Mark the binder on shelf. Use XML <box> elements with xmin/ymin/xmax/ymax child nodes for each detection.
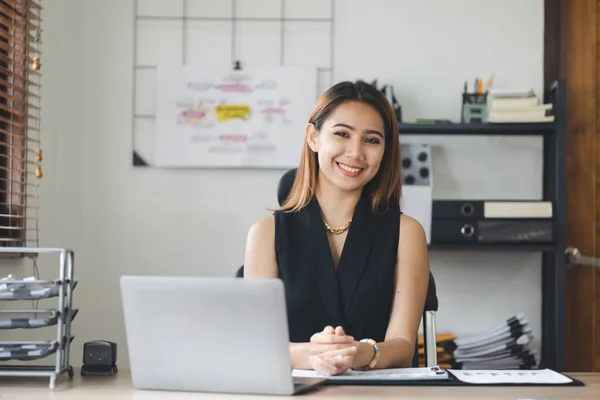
<box><xmin>432</xmin><ymin>200</ymin><xmax>553</xmax><ymax>220</ymax></box>
<box><xmin>431</xmin><ymin>220</ymin><xmax>554</xmax><ymax>244</ymax></box>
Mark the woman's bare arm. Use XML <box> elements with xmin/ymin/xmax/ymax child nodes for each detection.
<box><xmin>354</xmin><ymin>214</ymin><xmax>430</xmax><ymax>369</ymax></box>
<box><xmin>243</xmin><ymin>216</ymin><xmax>278</xmax><ymax>279</ymax></box>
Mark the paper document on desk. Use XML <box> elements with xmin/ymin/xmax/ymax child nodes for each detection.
<box><xmin>448</xmin><ymin>369</ymin><xmax>572</xmax><ymax>384</ymax></box>
<box><xmin>292</xmin><ymin>367</ymin><xmax>448</xmax><ymax>381</ymax></box>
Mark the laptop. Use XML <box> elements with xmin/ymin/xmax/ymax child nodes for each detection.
<box><xmin>120</xmin><ymin>275</ymin><xmax>327</xmax><ymax>395</ymax></box>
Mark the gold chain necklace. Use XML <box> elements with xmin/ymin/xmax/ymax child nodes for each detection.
<box><xmin>323</xmin><ymin>219</ymin><xmax>352</xmax><ymax>234</ymax></box>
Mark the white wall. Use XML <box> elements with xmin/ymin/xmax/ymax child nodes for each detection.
<box><xmin>0</xmin><ymin>0</ymin><xmax>545</xmax><ymax>368</ymax></box>
<box><xmin>0</xmin><ymin>0</ymin><xmax>84</xmax><ymax>366</ymax></box>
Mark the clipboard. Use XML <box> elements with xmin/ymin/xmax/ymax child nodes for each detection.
<box><xmin>292</xmin><ymin>366</ymin><xmax>450</xmax><ymax>385</ymax></box>
<box><xmin>291</xmin><ymin>367</ymin><xmax>585</xmax><ymax>387</ymax></box>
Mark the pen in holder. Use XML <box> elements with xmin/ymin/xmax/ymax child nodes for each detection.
<box><xmin>461</xmin><ymin>92</ymin><xmax>488</xmax><ymax>124</ymax></box>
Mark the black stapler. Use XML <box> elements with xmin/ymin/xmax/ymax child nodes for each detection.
<box><xmin>81</xmin><ymin>340</ymin><xmax>118</xmax><ymax>376</ymax></box>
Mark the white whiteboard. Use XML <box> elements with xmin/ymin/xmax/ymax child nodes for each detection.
<box><xmin>131</xmin><ymin>0</ymin><xmax>334</xmax><ymax>167</ymax></box>
<box><xmin>153</xmin><ymin>65</ymin><xmax>317</xmax><ymax>168</ymax></box>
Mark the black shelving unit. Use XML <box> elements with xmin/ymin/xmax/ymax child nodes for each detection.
<box><xmin>400</xmin><ymin>80</ymin><xmax>566</xmax><ymax>372</ymax></box>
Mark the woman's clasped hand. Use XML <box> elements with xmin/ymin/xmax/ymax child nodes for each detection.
<box><xmin>308</xmin><ymin>325</ymin><xmax>360</xmax><ymax>376</ymax></box>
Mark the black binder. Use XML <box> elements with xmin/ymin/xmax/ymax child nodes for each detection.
<box><xmin>432</xmin><ymin>200</ymin><xmax>553</xmax><ymax>220</ymax></box>
<box><xmin>431</xmin><ymin>220</ymin><xmax>554</xmax><ymax>244</ymax></box>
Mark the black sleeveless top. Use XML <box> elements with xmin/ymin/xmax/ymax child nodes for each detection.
<box><xmin>274</xmin><ymin>192</ymin><xmax>400</xmax><ymax>343</ymax></box>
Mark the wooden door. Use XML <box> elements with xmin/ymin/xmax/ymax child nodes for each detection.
<box><xmin>545</xmin><ymin>0</ymin><xmax>600</xmax><ymax>372</ymax></box>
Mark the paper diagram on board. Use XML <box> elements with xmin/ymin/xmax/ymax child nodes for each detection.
<box><xmin>153</xmin><ymin>65</ymin><xmax>317</xmax><ymax>168</ymax></box>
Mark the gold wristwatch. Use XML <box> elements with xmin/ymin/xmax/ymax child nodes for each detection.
<box><xmin>356</xmin><ymin>338</ymin><xmax>380</xmax><ymax>371</ymax></box>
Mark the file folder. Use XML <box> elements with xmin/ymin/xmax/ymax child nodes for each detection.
<box><xmin>290</xmin><ymin>367</ymin><xmax>584</xmax><ymax>387</ymax></box>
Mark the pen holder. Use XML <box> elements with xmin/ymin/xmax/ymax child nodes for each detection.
<box><xmin>461</xmin><ymin>92</ymin><xmax>488</xmax><ymax>124</ymax></box>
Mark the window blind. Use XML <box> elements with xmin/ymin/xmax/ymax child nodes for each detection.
<box><xmin>0</xmin><ymin>0</ymin><xmax>42</xmax><ymax>252</ymax></box>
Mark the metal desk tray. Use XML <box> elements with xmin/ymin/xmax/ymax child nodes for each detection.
<box><xmin>0</xmin><ymin>279</ymin><xmax>77</xmax><ymax>301</ymax></box>
<box><xmin>0</xmin><ymin>309</ymin><xmax>79</xmax><ymax>329</ymax></box>
<box><xmin>0</xmin><ymin>341</ymin><xmax>59</xmax><ymax>361</ymax></box>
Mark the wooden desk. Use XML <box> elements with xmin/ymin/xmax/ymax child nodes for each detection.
<box><xmin>0</xmin><ymin>370</ymin><xmax>599</xmax><ymax>399</ymax></box>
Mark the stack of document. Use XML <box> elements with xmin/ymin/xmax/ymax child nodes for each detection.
<box><xmin>451</xmin><ymin>314</ymin><xmax>539</xmax><ymax>370</ymax></box>
<box><xmin>487</xmin><ymin>89</ymin><xmax>554</xmax><ymax>123</ymax></box>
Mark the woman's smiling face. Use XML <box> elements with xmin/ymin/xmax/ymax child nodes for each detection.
<box><xmin>306</xmin><ymin>100</ymin><xmax>386</xmax><ymax>193</ymax></box>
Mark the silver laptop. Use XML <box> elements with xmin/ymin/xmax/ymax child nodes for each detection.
<box><xmin>120</xmin><ymin>275</ymin><xmax>326</xmax><ymax>395</ymax></box>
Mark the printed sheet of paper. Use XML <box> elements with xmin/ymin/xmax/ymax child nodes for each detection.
<box><xmin>448</xmin><ymin>368</ymin><xmax>573</xmax><ymax>384</ymax></box>
<box><xmin>292</xmin><ymin>367</ymin><xmax>449</xmax><ymax>381</ymax></box>
<box><xmin>154</xmin><ymin>65</ymin><xmax>317</xmax><ymax>168</ymax></box>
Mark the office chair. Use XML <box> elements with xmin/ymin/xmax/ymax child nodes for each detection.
<box><xmin>237</xmin><ymin>168</ymin><xmax>439</xmax><ymax>368</ymax></box>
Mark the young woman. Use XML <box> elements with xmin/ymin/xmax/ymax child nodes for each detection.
<box><xmin>243</xmin><ymin>80</ymin><xmax>429</xmax><ymax>376</ymax></box>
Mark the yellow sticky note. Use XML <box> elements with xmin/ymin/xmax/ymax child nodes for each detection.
<box><xmin>214</xmin><ymin>104</ymin><xmax>252</xmax><ymax>122</ymax></box>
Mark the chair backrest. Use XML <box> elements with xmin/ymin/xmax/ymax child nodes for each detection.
<box><xmin>277</xmin><ymin>168</ymin><xmax>297</xmax><ymax>206</ymax></box>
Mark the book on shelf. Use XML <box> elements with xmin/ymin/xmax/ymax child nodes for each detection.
<box><xmin>487</xmin><ymin>89</ymin><xmax>555</xmax><ymax>123</ymax></box>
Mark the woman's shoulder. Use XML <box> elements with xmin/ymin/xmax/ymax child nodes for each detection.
<box><xmin>245</xmin><ymin>216</ymin><xmax>276</xmax><ymax>256</ymax></box>
<box><xmin>398</xmin><ymin>214</ymin><xmax>428</xmax><ymax>255</ymax></box>
<box><xmin>247</xmin><ymin>215</ymin><xmax>275</xmax><ymax>240</ymax></box>
<box><xmin>399</xmin><ymin>213</ymin><xmax>423</xmax><ymax>228</ymax></box>
<box><xmin>399</xmin><ymin>214</ymin><xmax>426</xmax><ymax>237</ymax></box>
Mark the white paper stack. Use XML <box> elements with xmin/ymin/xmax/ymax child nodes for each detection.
<box><xmin>451</xmin><ymin>314</ymin><xmax>540</xmax><ymax>370</ymax></box>
<box><xmin>487</xmin><ymin>89</ymin><xmax>554</xmax><ymax>123</ymax></box>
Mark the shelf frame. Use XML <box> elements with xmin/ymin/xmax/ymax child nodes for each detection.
<box><xmin>399</xmin><ymin>122</ymin><xmax>556</xmax><ymax>135</ymax></box>
<box><xmin>405</xmin><ymin>80</ymin><xmax>566</xmax><ymax>372</ymax></box>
